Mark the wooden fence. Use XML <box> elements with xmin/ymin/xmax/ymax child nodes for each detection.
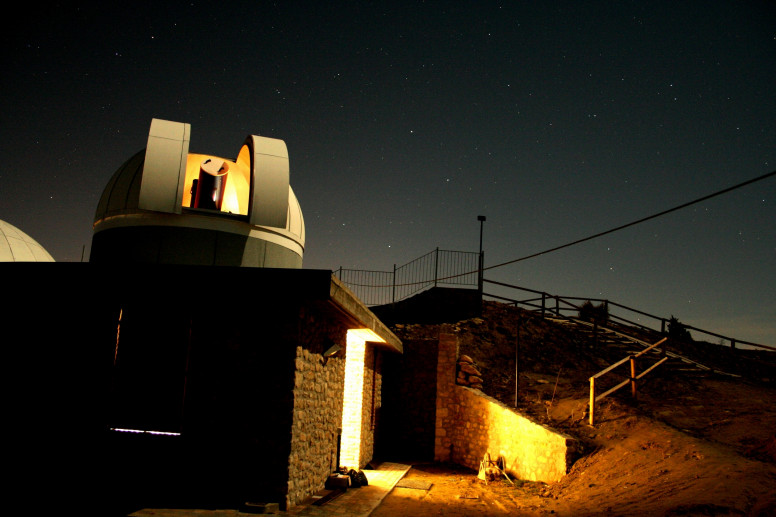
<box><xmin>588</xmin><ymin>337</ymin><xmax>668</xmax><ymax>425</ymax></box>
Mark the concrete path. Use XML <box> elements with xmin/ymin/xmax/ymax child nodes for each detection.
<box><xmin>130</xmin><ymin>462</ymin><xmax>411</xmax><ymax>517</ymax></box>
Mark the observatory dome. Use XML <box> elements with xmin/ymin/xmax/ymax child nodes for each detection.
<box><xmin>0</xmin><ymin>220</ymin><xmax>55</xmax><ymax>262</ymax></box>
<box><xmin>91</xmin><ymin>119</ymin><xmax>305</xmax><ymax>268</ymax></box>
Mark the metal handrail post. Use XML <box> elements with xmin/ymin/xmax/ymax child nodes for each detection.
<box><xmin>477</xmin><ymin>215</ymin><xmax>486</xmax><ymax>313</ymax></box>
<box><xmin>478</xmin><ymin>251</ymin><xmax>484</xmax><ymax>293</ymax></box>
<box><xmin>392</xmin><ymin>264</ymin><xmax>397</xmax><ymax>306</ymax></box>
<box><xmin>434</xmin><ymin>247</ymin><xmax>439</xmax><ymax>287</ymax></box>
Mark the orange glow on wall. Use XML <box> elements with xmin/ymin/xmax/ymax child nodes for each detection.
<box><xmin>340</xmin><ymin>333</ymin><xmax>365</xmax><ymax>470</ymax></box>
<box><xmin>182</xmin><ymin>153</ymin><xmax>250</xmax><ymax>215</ymax></box>
<box><xmin>340</xmin><ymin>328</ymin><xmax>386</xmax><ymax>470</ymax></box>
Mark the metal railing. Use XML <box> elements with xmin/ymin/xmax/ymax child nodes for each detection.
<box><xmin>482</xmin><ymin>279</ymin><xmax>775</xmax><ymax>352</ymax></box>
<box><xmin>332</xmin><ymin>257</ymin><xmax>773</xmax><ymax>351</ymax></box>
<box><xmin>334</xmin><ymin>248</ymin><xmax>481</xmax><ymax>306</ymax></box>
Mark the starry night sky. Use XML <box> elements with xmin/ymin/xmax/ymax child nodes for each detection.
<box><xmin>2</xmin><ymin>1</ymin><xmax>774</xmax><ymax>345</ymax></box>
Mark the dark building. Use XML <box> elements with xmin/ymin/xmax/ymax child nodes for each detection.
<box><xmin>3</xmin><ymin>119</ymin><xmax>401</xmax><ymax>514</ymax></box>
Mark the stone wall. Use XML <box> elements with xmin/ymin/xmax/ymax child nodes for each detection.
<box><xmin>286</xmin><ymin>328</ymin><xmax>386</xmax><ymax>508</ymax></box>
<box><xmin>286</xmin><ymin>309</ymin><xmax>350</xmax><ymax>509</ymax></box>
<box><xmin>451</xmin><ymin>387</ymin><xmax>576</xmax><ymax>483</ymax></box>
<box><xmin>436</xmin><ymin>332</ymin><xmax>576</xmax><ymax>483</ymax></box>
<box><xmin>287</xmin><ymin>346</ymin><xmax>345</xmax><ymax>509</ymax></box>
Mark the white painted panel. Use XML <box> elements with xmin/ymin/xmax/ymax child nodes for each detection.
<box><xmin>246</xmin><ymin>135</ymin><xmax>289</xmax><ymax>228</ymax></box>
<box><xmin>139</xmin><ymin>119</ymin><xmax>191</xmax><ymax>214</ymax></box>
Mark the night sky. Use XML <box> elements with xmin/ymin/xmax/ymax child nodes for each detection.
<box><xmin>2</xmin><ymin>1</ymin><xmax>774</xmax><ymax>345</ymax></box>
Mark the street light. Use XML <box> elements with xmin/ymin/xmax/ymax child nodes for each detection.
<box><xmin>477</xmin><ymin>215</ymin><xmax>486</xmax><ymax>255</ymax></box>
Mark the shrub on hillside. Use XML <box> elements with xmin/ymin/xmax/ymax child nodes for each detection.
<box><xmin>578</xmin><ymin>301</ymin><xmax>609</xmax><ymax>324</ymax></box>
<box><xmin>667</xmin><ymin>315</ymin><xmax>693</xmax><ymax>343</ymax></box>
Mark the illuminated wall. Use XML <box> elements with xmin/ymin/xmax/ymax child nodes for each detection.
<box><xmin>340</xmin><ymin>333</ymin><xmax>366</xmax><ymax>469</ymax></box>
<box><xmin>433</xmin><ymin>331</ymin><xmax>577</xmax><ymax>483</ymax></box>
<box><xmin>451</xmin><ymin>387</ymin><xmax>576</xmax><ymax>482</ymax></box>
<box><xmin>339</xmin><ymin>329</ymin><xmax>385</xmax><ymax>470</ymax></box>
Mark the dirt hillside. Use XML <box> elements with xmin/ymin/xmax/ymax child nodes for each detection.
<box><xmin>386</xmin><ymin>301</ymin><xmax>776</xmax><ymax>516</ymax></box>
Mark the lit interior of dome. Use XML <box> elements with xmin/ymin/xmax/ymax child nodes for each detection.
<box><xmin>182</xmin><ymin>147</ymin><xmax>252</xmax><ymax>215</ymax></box>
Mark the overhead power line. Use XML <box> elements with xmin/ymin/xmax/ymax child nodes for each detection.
<box><xmin>336</xmin><ymin>169</ymin><xmax>775</xmax><ymax>289</ymax></box>
<box><xmin>483</xmin><ymin>169</ymin><xmax>776</xmax><ymax>273</ymax></box>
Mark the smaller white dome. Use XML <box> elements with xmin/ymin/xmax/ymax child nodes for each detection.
<box><xmin>0</xmin><ymin>220</ymin><xmax>55</xmax><ymax>262</ymax></box>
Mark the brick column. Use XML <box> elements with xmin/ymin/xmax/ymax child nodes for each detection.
<box><xmin>434</xmin><ymin>331</ymin><xmax>458</xmax><ymax>461</ymax></box>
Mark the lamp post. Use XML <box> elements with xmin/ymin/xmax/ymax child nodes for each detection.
<box><xmin>477</xmin><ymin>215</ymin><xmax>486</xmax><ymax>312</ymax></box>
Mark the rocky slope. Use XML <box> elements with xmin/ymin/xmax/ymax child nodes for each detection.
<box><xmin>388</xmin><ymin>300</ymin><xmax>776</xmax><ymax>516</ymax></box>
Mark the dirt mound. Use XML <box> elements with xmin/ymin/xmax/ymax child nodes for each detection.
<box><xmin>388</xmin><ymin>301</ymin><xmax>776</xmax><ymax>516</ymax></box>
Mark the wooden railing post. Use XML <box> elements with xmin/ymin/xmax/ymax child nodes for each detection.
<box><xmin>589</xmin><ymin>377</ymin><xmax>596</xmax><ymax>426</ymax></box>
<box><xmin>630</xmin><ymin>356</ymin><xmax>637</xmax><ymax>398</ymax></box>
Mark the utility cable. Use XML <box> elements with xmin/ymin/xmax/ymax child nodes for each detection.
<box><xmin>482</xmin><ymin>169</ymin><xmax>776</xmax><ymax>273</ymax></box>
<box><xmin>335</xmin><ymin>169</ymin><xmax>775</xmax><ymax>287</ymax></box>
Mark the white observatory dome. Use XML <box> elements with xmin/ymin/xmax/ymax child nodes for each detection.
<box><xmin>91</xmin><ymin>119</ymin><xmax>305</xmax><ymax>268</ymax></box>
<box><xmin>0</xmin><ymin>220</ymin><xmax>55</xmax><ymax>262</ymax></box>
